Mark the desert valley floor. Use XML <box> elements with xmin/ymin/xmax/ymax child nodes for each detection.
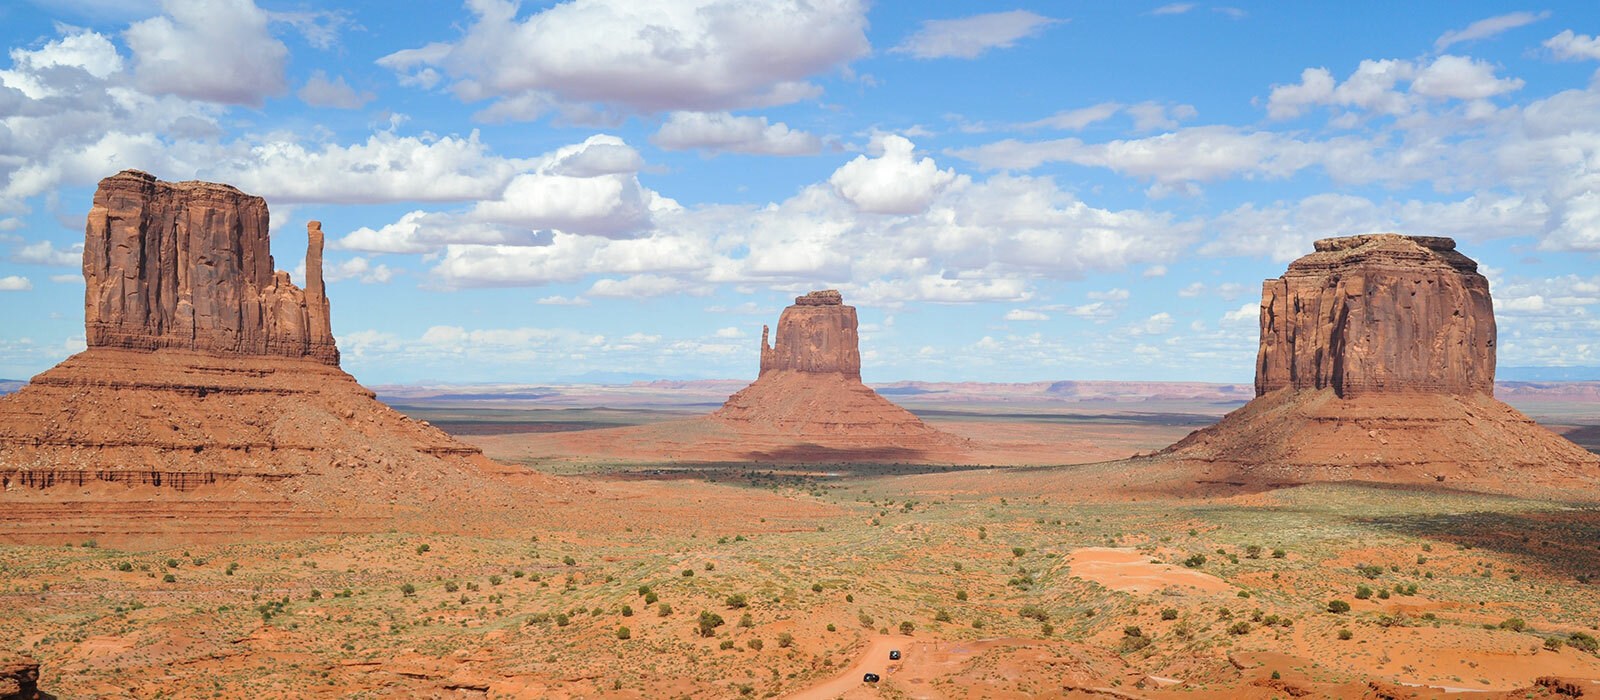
<box><xmin>4</xmin><ymin>381</ymin><xmax>1599</xmax><ymax>699</ymax></box>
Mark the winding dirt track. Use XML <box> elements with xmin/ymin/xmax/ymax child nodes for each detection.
<box><xmin>786</xmin><ymin>634</ymin><xmax>901</xmax><ymax>700</ymax></box>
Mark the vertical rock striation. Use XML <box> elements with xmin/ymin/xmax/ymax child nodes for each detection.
<box><xmin>83</xmin><ymin>170</ymin><xmax>338</xmax><ymax>365</ymax></box>
<box><xmin>1148</xmin><ymin>233</ymin><xmax>1600</xmax><ymax>496</ymax></box>
<box><xmin>1255</xmin><ymin>234</ymin><xmax>1494</xmax><ymax>397</ymax></box>
<box><xmin>759</xmin><ymin>290</ymin><xmax>861</xmax><ymax>379</ymax></box>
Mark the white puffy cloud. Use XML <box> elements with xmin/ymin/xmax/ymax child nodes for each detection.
<box><xmin>588</xmin><ymin>274</ymin><xmax>705</xmax><ymax>298</ymax></box>
<box><xmin>11</xmin><ymin>240</ymin><xmax>82</xmax><ymax>266</ymax></box>
<box><xmin>1410</xmin><ymin>55</ymin><xmax>1523</xmax><ymax>100</ymax></box>
<box><xmin>1019</xmin><ymin>102</ymin><xmax>1122</xmax><ymax>131</ymax></box>
<box><xmin>1221</xmin><ymin>303</ymin><xmax>1257</xmax><ymax>323</ymax></box>
<box><xmin>463</xmin><ymin>135</ymin><xmax>664</xmax><ymax>237</ymax></box>
<box><xmin>1004</xmin><ymin>309</ymin><xmax>1049</xmax><ymax>321</ymax></box>
<box><xmin>1126</xmin><ymin>312</ymin><xmax>1174</xmax><ymax>335</ymax></box>
<box><xmin>1265</xmin><ymin>55</ymin><xmax>1520</xmax><ymax>120</ymax></box>
<box><xmin>652</xmin><ymin>111</ymin><xmax>821</xmax><ymax>156</ymax></box>
<box><xmin>1434</xmin><ymin>11</ymin><xmax>1548</xmax><ymax>52</ymax></box>
<box><xmin>951</xmin><ymin>126</ymin><xmax>1317</xmax><ymax>184</ymax></box>
<box><xmin>215</xmin><ymin>130</ymin><xmax>530</xmax><ymax>204</ymax></box>
<box><xmin>829</xmin><ymin>135</ymin><xmax>957</xmax><ymax>214</ymax></box>
<box><xmin>297</xmin><ymin>70</ymin><xmax>374</xmax><ymax>109</ymax></box>
<box><xmin>324</xmin><ymin>256</ymin><xmax>394</xmax><ymax>284</ymax></box>
<box><xmin>0</xmin><ymin>275</ymin><xmax>33</xmax><ymax>291</ymax></box>
<box><xmin>125</xmin><ymin>0</ymin><xmax>288</xmax><ymax>107</ymax></box>
<box><xmin>1545</xmin><ymin>30</ymin><xmax>1600</xmax><ymax>61</ymax></box>
<box><xmin>380</xmin><ymin>0</ymin><xmax>869</xmax><ymax>115</ymax></box>
<box><xmin>891</xmin><ymin>10</ymin><xmax>1061</xmax><ymax>59</ymax></box>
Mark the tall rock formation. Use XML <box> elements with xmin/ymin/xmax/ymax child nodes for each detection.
<box><xmin>759</xmin><ymin>290</ymin><xmax>861</xmax><ymax>378</ymax></box>
<box><xmin>0</xmin><ymin>171</ymin><xmax>541</xmax><ymax>544</ymax></box>
<box><xmin>707</xmin><ymin>290</ymin><xmax>968</xmax><ymax>461</ymax></box>
<box><xmin>1148</xmin><ymin>234</ymin><xmax>1600</xmax><ymax>496</ymax></box>
<box><xmin>1255</xmin><ymin>234</ymin><xmax>1494</xmax><ymax>397</ymax></box>
<box><xmin>83</xmin><ymin>170</ymin><xmax>338</xmax><ymax>364</ymax></box>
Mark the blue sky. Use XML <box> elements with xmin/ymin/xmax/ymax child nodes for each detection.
<box><xmin>2</xmin><ymin>0</ymin><xmax>1599</xmax><ymax>384</ymax></box>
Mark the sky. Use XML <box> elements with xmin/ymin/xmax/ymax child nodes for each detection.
<box><xmin>1</xmin><ymin>0</ymin><xmax>1599</xmax><ymax>385</ymax></box>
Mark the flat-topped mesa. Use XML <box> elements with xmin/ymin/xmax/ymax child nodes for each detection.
<box><xmin>83</xmin><ymin>170</ymin><xmax>339</xmax><ymax>365</ymax></box>
<box><xmin>1255</xmin><ymin>233</ymin><xmax>1494</xmax><ymax>398</ymax></box>
<box><xmin>758</xmin><ymin>289</ymin><xmax>861</xmax><ymax>379</ymax></box>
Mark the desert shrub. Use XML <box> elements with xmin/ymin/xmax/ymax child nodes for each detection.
<box><xmin>1041</xmin><ymin>623</ymin><xmax>1054</xmax><ymax>636</ymax></box>
<box><xmin>1012</xmin><ymin>547</ymin><xmax>1026</xmax><ymax>557</ymax></box>
<box><xmin>1183</xmin><ymin>554</ymin><xmax>1207</xmax><ymax>568</ymax></box>
<box><xmin>1327</xmin><ymin>600</ymin><xmax>1351</xmax><ymax>614</ymax></box>
<box><xmin>1160</xmin><ymin>608</ymin><xmax>1179</xmax><ymax>621</ymax></box>
<box><xmin>826</xmin><ymin>623</ymin><xmax>836</xmax><ymax>632</ymax></box>
<box><xmin>644</xmin><ymin>592</ymin><xmax>659</xmax><ymax>604</ymax></box>
<box><xmin>162</xmin><ymin>573</ymin><xmax>176</xmax><ymax>583</ymax></box>
<box><xmin>739</xmin><ymin>613</ymin><xmax>753</xmax><ymax>628</ymax></box>
<box><xmin>955</xmin><ymin>590</ymin><xmax>968</xmax><ymax>602</ymax></box>
<box><xmin>1499</xmin><ymin>618</ymin><xmax>1526</xmax><ymax>632</ymax></box>
<box><xmin>399</xmin><ymin>583</ymin><xmax>415</xmax><ymax>597</ymax></box>
<box><xmin>697</xmin><ymin>610</ymin><xmax>725</xmax><ymax>637</ymax></box>
<box><xmin>657</xmin><ymin>603</ymin><xmax>673</xmax><ymax>617</ymax></box>
<box><xmin>777</xmin><ymin>632</ymin><xmax>794</xmax><ymax>648</ymax></box>
<box><xmin>415</xmin><ymin>544</ymin><xmax>429</xmax><ymax>554</ymax></box>
<box><xmin>1570</xmin><ymin>632</ymin><xmax>1599</xmax><ymax>653</ymax></box>
<box><xmin>1118</xmin><ymin>635</ymin><xmax>1151</xmax><ymax>653</ymax></box>
<box><xmin>1245</xmin><ymin>544</ymin><xmax>1263</xmax><ymax>559</ymax></box>
<box><xmin>1545</xmin><ymin>637</ymin><xmax>1565</xmax><ymax>651</ymax></box>
<box><xmin>1123</xmin><ymin>626</ymin><xmax>1143</xmax><ymax>638</ymax></box>
<box><xmin>1356</xmin><ymin>564</ymin><xmax>1384</xmax><ymax>579</ymax></box>
<box><xmin>812</xmin><ymin>583</ymin><xmax>824</xmax><ymax>593</ymax></box>
<box><xmin>116</xmin><ymin>562</ymin><xmax>133</xmax><ymax>572</ymax></box>
<box><xmin>899</xmin><ymin>621</ymin><xmax>915</xmax><ymax>635</ymax></box>
<box><xmin>621</xmin><ymin>605</ymin><xmax>633</xmax><ymax>617</ymax></box>
<box><xmin>1355</xmin><ymin>585</ymin><xmax>1373</xmax><ymax>600</ymax></box>
<box><xmin>1018</xmin><ymin>605</ymin><xmax>1049</xmax><ymax>622</ymax></box>
<box><xmin>488</xmin><ymin>575</ymin><xmax>503</xmax><ymax>586</ymax></box>
<box><xmin>1377</xmin><ymin>589</ymin><xmax>1390</xmax><ymax>600</ymax></box>
<box><xmin>682</xmin><ymin>569</ymin><xmax>694</xmax><ymax>577</ymax></box>
<box><xmin>444</xmin><ymin>581</ymin><xmax>459</xmax><ymax>593</ymax></box>
<box><xmin>555</xmin><ymin>613</ymin><xmax>571</xmax><ymax>627</ymax></box>
<box><xmin>858</xmin><ymin>612</ymin><xmax>874</xmax><ymax>627</ymax></box>
<box><xmin>934</xmin><ymin>609</ymin><xmax>951</xmax><ymax>622</ymax></box>
<box><xmin>616</xmin><ymin>626</ymin><xmax>630</xmax><ymax>640</ymax></box>
<box><xmin>747</xmin><ymin>638</ymin><xmax>763</xmax><ymax>651</ymax></box>
<box><xmin>563</xmin><ymin>556</ymin><xmax>576</xmax><ymax>566</ymax></box>
<box><xmin>704</xmin><ymin>562</ymin><xmax>715</xmax><ymax>571</ymax></box>
<box><xmin>719</xmin><ymin>640</ymin><xmax>735</xmax><ymax>650</ymax></box>
<box><xmin>1338</xmin><ymin>628</ymin><xmax>1353</xmax><ymax>640</ymax></box>
<box><xmin>726</xmin><ymin>594</ymin><xmax>748</xmax><ymax>609</ymax></box>
<box><xmin>1272</xmin><ymin>548</ymin><xmax>1287</xmax><ymax>559</ymax></box>
<box><xmin>1228</xmin><ymin>621</ymin><xmax>1252</xmax><ymax>635</ymax></box>
<box><xmin>165</xmin><ymin>558</ymin><xmax>180</xmax><ymax>569</ymax></box>
<box><xmin>638</xmin><ymin>585</ymin><xmax>652</xmax><ymax>597</ymax></box>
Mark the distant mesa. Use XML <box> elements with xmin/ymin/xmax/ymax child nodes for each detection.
<box><xmin>710</xmin><ymin>289</ymin><xmax>968</xmax><ymax>458</ymax></box>
<box><xmin>0</xmin><ymin>170</ymin><xmax>538</xmax><ymax>543</ymax></box>
<box><xmin>1147</xmin><ymin>233</ymin><xmax>1600</xmax><ymax>495</ymax></box>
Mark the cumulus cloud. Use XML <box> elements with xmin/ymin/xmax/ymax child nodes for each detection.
<box><xmin>297</xmin><ymin>70</ymin><xmax>374</xmax><ymax>109</ymax></box>
<box><xmin>829</xmin><ymin>135</ymin><xmax>957</xmax><ymax>214</ymax></box>
<box><xmin>1545</xmin><ymin>30</ymin><xmax>1600</xmax><ymax>61</ymax></box>
<box><xmin>1265</xmin><ymin>55</ymin><xmax>1520</xmax><ymax>119</ymax></box>
<box><xmin>11</xmin><ymin>240</ymin><xmax>82</xmax><ymax>266</ymax></box>
<box><xmin>891</xmin><ymin>10</ymin><xmax>1061</xmax><ymax>59</ymax></box>
<box><xmin>652</xmin><ymin>111</ymin><xmax>822</xmax><ymax>156</ymax></box>
<box><xmin>0</xmin><ymin>275</ymin><xmax>33</xmax><ymax>291</ymax></box>
<box><xmin>125</xmin><ymin>0</ymin><xmax>288</xmax><ymax>107</ymax></box>
<box><xmin>1434</xmin><ymin>11</ymin><xmax>1548</xmax><ymax>52</ymax></box>
<box><xmin>950</xmin><ymin>126</ymin><xmax>1317</xmax><ymax>184</ymax></box>
<box><xmin>379</xmin><ymin>0</ymin><xmax>870</xmax><ymax>115</ymax></box>
<box><xmin>1004</xmin><ymin>309</ymin><xmax>1049</xmax><ymax>321</ymax></box>
<box><xmin>324</xmin><ymin>256</ymin><xmax>394</xmax><ymax>284</ymax></box>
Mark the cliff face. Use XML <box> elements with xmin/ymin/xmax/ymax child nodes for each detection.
<box><xmin>1150</xmin><ymin>233</ymin><xmax>1599</xmax><ymax>496</ymax></box>
<box><xmin>83</xmin><ymin>170</ymin><xmax>338</xmax><ymax>365</ymax></box>
<box><xmin>759</xmin><ymin>290</ymin><xmax>862</xmax><ymax>379</ymax></box>
<box><xmin>1255</xmin><ymin>234</ymin><xmax>1494</xmax><ymax>397</ymax></box>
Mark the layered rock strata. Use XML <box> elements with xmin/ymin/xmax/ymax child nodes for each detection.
<box><xmin>84</xmin><ymin>170</ymin><xmax>338</xmax><ymax>364</ymax></box>
<box><xmin>0</xmin><ymin>172</ymin><xmax>531</xmax><ymax>543</ymax></box>
<box><xmin>711</xmin><ymin>290</ymin><xmax>967</xmax><ymax>458</ymax></box>
<box><xmin>1150</xmin><ymin>234</ymin><xmax>1600</xmax><ymax>494</ymax></box>
<box><xmin>1255</xmin><ymin>234</ymin><xmax>1494</xmax><ymax>397</ymax></box>
<box><xmin>0</xmin><ymin>653</ymin><xmax>39</xmax><ymax>700</ymax></box>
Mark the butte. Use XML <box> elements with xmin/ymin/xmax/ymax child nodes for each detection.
<box><xmin>519</xmin><ymin>290</ymin><xmax>970</xmax><ymax>464</ymax></box>
<box><xmin>1136</xmin><ymin>233</ymin><xmax>1600</xmax><ymax>497</ymax></box>
<box><xmin>0</xmin><ymin>170</ymin><xmax>548</xmax><ymax>543</ymax></box>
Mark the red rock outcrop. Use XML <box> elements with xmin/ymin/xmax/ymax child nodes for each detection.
<box><xmin>1256</xmin><ymin>234</ymin><xmax>1494</xmax><ymax>397</ymax></box>
<box><xmin>84</xmin><ymin>170</ymin><xmax>338</xmax><ymax>364</ymax></box>
<box><xmin>0</xmin><ymin>172</ymin><xmax>556</xmax><ymax>544</ymax></box>
<box><xmin>759</xmin><ymin>289</ymin><xmax>861</xmax><ymax>379</ymax></box>
<box><xmin>1146</xmin><ymin>234</ymin><xmax>1600</xmax><ymax>497</ymax></box>
<box><xmin>0</xmin><ymin>652</ymin><xmax>39</xmax><ymax>700</ymax></box>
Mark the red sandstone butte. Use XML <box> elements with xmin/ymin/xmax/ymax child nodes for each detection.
<box><xmin>759</xmin><ymin>289</ymin><xmax>862</xmax><ymax>378</ymax></box>
<box><xmin>0</xmin><ymin>171</ymin><xmax>544</xmax><ymax>544</ymax></box>
<box><xmin>84</xmin><ymin>170</ymin><xmax>338</xmax><ymax>364</ymax></box>
<box><xmin>1146</xmin><ymin>234</ymin><xmax>1600</xmax><ymax>497</ymax></box>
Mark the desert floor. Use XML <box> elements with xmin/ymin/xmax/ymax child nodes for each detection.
<box><xmin>3</xmin><ymin>392</ymin><xmax>1599</xmax><ymax>698</ymax></box>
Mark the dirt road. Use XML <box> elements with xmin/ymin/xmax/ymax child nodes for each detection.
<box><xmin>785</xmin><ymin>634</ymin><xmax>903</xmax><ymax>700</ymax></box>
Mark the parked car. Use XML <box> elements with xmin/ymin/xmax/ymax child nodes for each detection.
<box><xmin>863</xmin><ymin>673</ymin><xmax>880</xmax><ymax>683</ymax></box>
<box><xmin>889</xmin><ymin>649</ymin><xmax>901</xmax><ymax>660</ymax></box>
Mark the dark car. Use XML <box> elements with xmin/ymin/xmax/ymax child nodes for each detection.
<box><xmin>863</xmin><ymin>673</ymin><xmax>880</xmax><ymax>683</ymax></box>
<box><xmin>889</xmin><ymin>649</ymin><xmax>901</xmax><ymax>660</ymax></box>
